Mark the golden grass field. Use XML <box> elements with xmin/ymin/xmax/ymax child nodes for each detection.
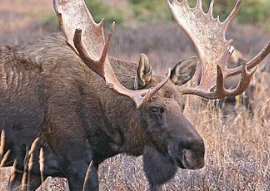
<box><xmin>1</xmin><ymin>0</ymin><xmax>270</xmax><ymax>190</ymax></box>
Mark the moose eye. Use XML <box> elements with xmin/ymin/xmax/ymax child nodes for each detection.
<box><xmin>150</xmin><ymin>107</ymin><xmax>158</xmax><ymax>113</ymax></box>
<box><xmin>150</xmin><ymin>106</ymin><xmax>164</xmax><ymax>114</ymax></box>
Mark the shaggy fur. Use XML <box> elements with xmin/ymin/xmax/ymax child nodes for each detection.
<box><xmin>0</xmin><ymin>33</ymin><xmax>204</xmax><ymax>191</ymax></box>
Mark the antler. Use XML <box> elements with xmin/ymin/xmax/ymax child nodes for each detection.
<box><xmin>168</xmin><ymin>0</ymin><xmax>270</xmax><ymax>99</ymax></box>
<box><xmin>53</xmin><ymin>0</ymin><xmax>170</xmax><ymax>108</ymax></box>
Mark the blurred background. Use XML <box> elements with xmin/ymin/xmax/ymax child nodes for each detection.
<box><xmin>1</xmin><ymin>0</ymin><xmax>270</xmax><ymax>71</ymax></box>
<box><xmin>1</xmin><ymin>0</ymin><xmax>270</xmax><ymax>190</ymax></box>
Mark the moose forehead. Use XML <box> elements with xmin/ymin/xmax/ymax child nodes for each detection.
<box><xmin>147</xmin><ymin>74</ymin><xmax>183</xmax><ymax>102</ymax></box>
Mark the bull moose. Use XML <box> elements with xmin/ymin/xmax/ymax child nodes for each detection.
<box><xmin>1</xmin><ymin>0</ymin><xmax>270</xmax><ymax>190</ymax></box>
<box><xmin>219</xmin><ymin>49</ymin><xmax>255</xmax><ymax>115</ymax></box>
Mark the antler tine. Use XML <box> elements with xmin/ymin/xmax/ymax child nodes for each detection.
<box><xmin>222</xmin><ymin>0</ymin><xmax>242</xmax><ymax>32</ymax></box>
<box><xmin>73</xmin><ymin>22</ymin><xmax>115</xmax><ymax>77</ymax></box>
<box><xmin>208</xmin><ymin>0</ymin><xmax>214</xmax><ymax>17</ymax></box>
<box><xmin>196</xmin><ymin>0</ymin><xmax>202</xmax><ymax>9</ymax></box>
<box><xmin>168</xmin><ymin>0</ymin><xmax>270</xmax><ymax>99</ymax></box>
<box><xmin>218</xmin><ymin>60</ymin><xmax>257</xmax><ymax>97</ymax></box>
<box><xmin>54</xmin><ymin>0</ymin><xmax>105</xmax><ymax>60</ymax></box>
<box><xmin>54</xmin><ymin>0</ymin><xmax>170</xmax><ymax>108</ymax></box>
<box><xmin>225</xmin><ymin>40</ymin><xmax>270</xmax><ymax>78</ymax></box>
<box><xmin>181</xmin><ymin>60</ymin><xmax>256</xmax><ymax>99</ymax></box>
<box><xmin>216</xmin><ymin>0</ymin><xmax>270</xmax><ymax>80</ymax></box>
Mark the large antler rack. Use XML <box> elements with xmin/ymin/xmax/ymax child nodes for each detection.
<box><xmin>168</xmin><ymin>0</ymin><xmax>270</xmax><ymax>99</ymax></box>
<box><xmin>53</xmin><ymin>0</ymin><xmax>170</xmax><ymax>108</ymax></box>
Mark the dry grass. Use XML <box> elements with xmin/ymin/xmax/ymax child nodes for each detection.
<box><xmin>0</xmin><ymin>0</ymin><xmax>52</xmax><ymax>45</ymax></box>
<box><xmin>1</xmin><ymin>0</ymin><xmax>270</xmax><ymax>190</ymax></box>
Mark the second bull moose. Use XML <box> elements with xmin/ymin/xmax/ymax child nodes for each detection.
<box><xmin>1</xmin><ymin>0</ymin><xmax>270</xmax><ymax>190</ymax></box>
<box><xmin>219</xmin><ymin>49</ymin><xmax>255</xmax><ymax>115</ymax></box>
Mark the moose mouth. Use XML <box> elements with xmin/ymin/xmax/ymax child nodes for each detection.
<box><xmin>169</xmin><ymin>151</ymin><xmax>190</xmax><ymax>169</ymax></box>
<box><xmin>168</xmin><ymin>147</ymin><xmax>204</xmax><ymax>170</ymax></box>
<box><xmin>172</xmin><ymin>157</ymin><xmax>186</xmax><ymax>169</ymax></box>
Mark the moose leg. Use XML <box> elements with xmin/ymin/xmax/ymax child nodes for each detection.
<box><xmin>65</xmin><ymin>163</ymin><xmax>88</xmax><ymax>191</ymax></box>
<box><xmin>64</xmin><ymin>160</ymin><xmax>100</xmax><ymax>191</ymax></box>
<box><xmin>149</xmin><ymin>185</ymin><xmax>163</xmax><ymax>191</ymax></box>
<box><xmin>26</xmin><ymin>174</ymin><xmax>45</xmax><ymax>190</ymax></box>
<box><xmin>55</xmin><ymin>141</ymin><xmax>96</xmax><ymax>190</ymax></box>
<box><xmin>67</xmin><ymin>160</ymin><xmax>99</xmax><ymax>191</ymax></box>
<box><xmin>143</xmin><ymin>146</ymin><xmax>177</xmax><ymax>191</ymax></box>
<box><xmin>88</xmin><ymin>161</ymin><xmax>99</xmax><ymax>191</ymax></box>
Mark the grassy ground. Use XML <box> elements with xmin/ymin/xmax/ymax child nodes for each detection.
<box><xmin>1</xmin><ymin>0</ymin><xmax>270</xmax><ymax>190</ymax></box>
<box><xmin>0</xmin><ymin>0</ymin><xmax>52</xmax><ymax>45</ymax></box>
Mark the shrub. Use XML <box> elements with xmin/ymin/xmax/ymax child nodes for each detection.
<box><xmin>85</xmin><ymin>0</ymin><xmax>124</xmax><ymax>25</ymax></box>
<box><xmin>237</xmin><ymin>0</ymin><xmax>270</xmax><ymax>25</ymax></box>
<box><xmin>128</xmin><ymin>0</ymin><xmax>270</xmax><ymax>27</ymax></box>
<box><xmin>43</xmin><ymin>0</ymin><xmax>125</xmax><ymax>31</ymax></box>
<box><xmin>194</xmin><ymin>0</ymin><xmax>270</xmax><ymax>25</ymax></box>
<box><xmin>43</xmin><ymin>0</ymin><xmax>270</xmax><ymax>30</ymax></box>
<box><xmin>128</xmin><ymin>0</ymin><xmax>172</xmax><ymax>23</ymax></box>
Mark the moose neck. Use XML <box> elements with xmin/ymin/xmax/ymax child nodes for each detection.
<box><xmin>10</xmin><ymin>32</ymin><xmax>152</xmax><ymax>158</ymax></box>
<box><xmin>94</xmin><ymin>58</ymin><xmax>151</xmax><ymax>156</ymax></box>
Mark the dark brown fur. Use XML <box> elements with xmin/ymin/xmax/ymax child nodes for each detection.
<box><xmin>0</xmin><ymin>33</ymin><xmax>204</xmax><ymax>191</ymax></box>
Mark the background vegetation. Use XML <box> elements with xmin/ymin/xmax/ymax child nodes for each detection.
<box><xmin>44</xmin><ymin>0</ymin><xmax>270</xmax><ymax>29</ymax></box>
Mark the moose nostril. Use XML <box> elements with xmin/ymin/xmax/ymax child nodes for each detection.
<box><xmin>182</xmin><ymin>149</ymin><xmax>204</xmax><ymax>169</ymax></box>
<box><xmin>178</xmin><ymin>137</ymin><xmax>205</xmax><ymax>155</ymax></box>
<box><xmin>183</xmin><ymin>149</ymin><xmax>191</xmax><ymax>162</ymax></box>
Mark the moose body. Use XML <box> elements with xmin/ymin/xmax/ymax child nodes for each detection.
<box><xmin>0</xmin><ymin>33</ymin><xmax>204</xmax><ymax>190</ymax></box>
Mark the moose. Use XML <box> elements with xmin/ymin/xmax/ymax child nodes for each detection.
<box><xmin>1</xmin><ymin>0</ymin><xmax>270</xmax><ymax>190</ymax></box>
<box><xmin>218</xmin><ymin>49</ymin><xmax>255</xmax><ymax>116</ymax></box>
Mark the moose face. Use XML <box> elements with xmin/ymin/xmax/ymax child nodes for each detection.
<box><xmin>137</xmin><ymin>54</ymin><xmax>205</xmax><ymax>170</ymax></box>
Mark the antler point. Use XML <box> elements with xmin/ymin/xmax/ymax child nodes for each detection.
<box><xmin>98</xmin><ymin>18</ymin><xmax>105</xmax><ymax>26</ymax></box>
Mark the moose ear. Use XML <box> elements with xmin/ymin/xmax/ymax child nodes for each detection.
<box><xmin>170</xmin><ymin>56</ymin><xmax>198</xmax><ymax>86</ymax></box>
<box><xmin>135</xmin><ymin>53</ymin><xmax>153</xmax><ymax>89</ymax></box>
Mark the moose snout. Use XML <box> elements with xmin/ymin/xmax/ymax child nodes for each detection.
<box><xmin>168</xmin><ymin>135</ymin><xmax>205</xmax><ymax>169</ymax></box>
<box><xmin>181</xmin><ymin>149</ymin><xmax>204</xmax><ymax>169</ymax></box>
<box><xmin>180</xmin><ymin>135</ymin><xmax>205</xmax><ymax>169</ymax></box>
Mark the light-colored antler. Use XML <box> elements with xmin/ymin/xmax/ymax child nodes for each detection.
<box><xmin>53</xmin><ymin>0</ymin><xmax>170</xmax><ymax>108</ymax></box>
<box><xmin>168</xmin><ymin>0</ymin><xmax>270</xmax><ymax>99</ymax></box>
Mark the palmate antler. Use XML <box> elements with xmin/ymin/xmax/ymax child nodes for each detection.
<box><xmin>53</xmin><ymin>0</ymin><xmax>170</xmax><ymax>109</ymax></box>
<box><xmin>168</xmin><ymin>0</ymin><xmax>270</xmax><ymax>99</ymax></box>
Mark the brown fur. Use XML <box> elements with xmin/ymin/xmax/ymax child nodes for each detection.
<box><xmin>0</xmin><ymin>33</ymin><xmax>204</xmax><ymax>191</ymax></box>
